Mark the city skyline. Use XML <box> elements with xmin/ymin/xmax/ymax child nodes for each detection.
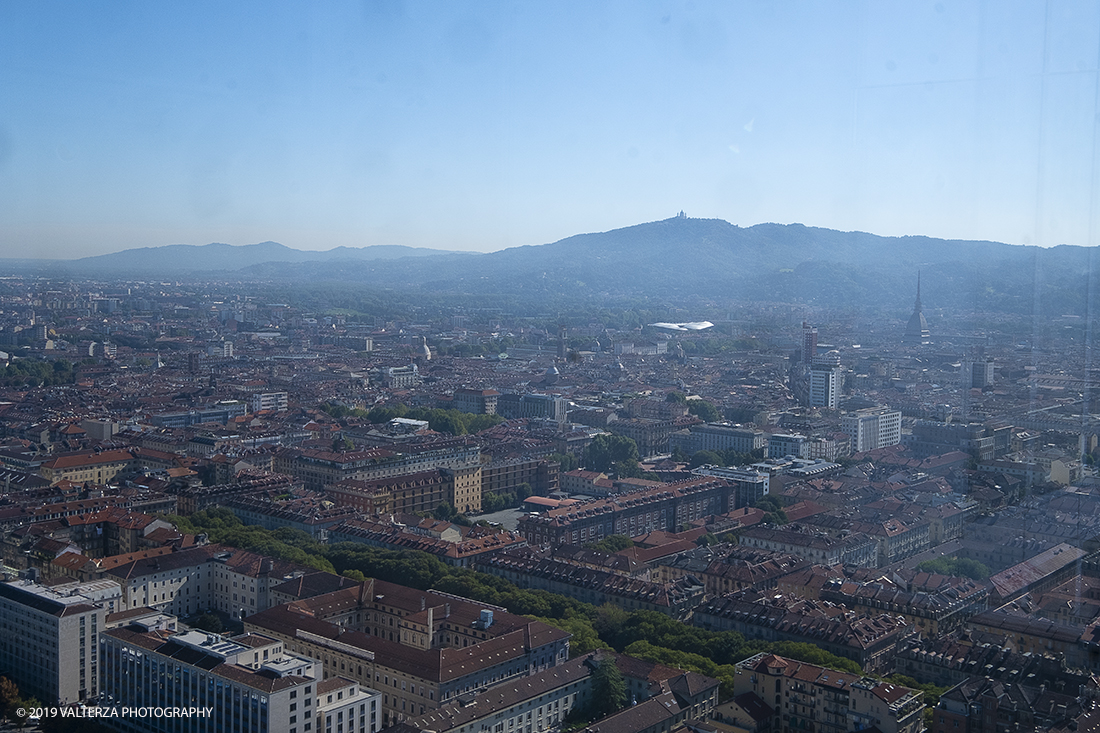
<box><xmin>2</xmin><ymin>1</ymin><xmax>1099</xmax><ymax>259</ymax></box>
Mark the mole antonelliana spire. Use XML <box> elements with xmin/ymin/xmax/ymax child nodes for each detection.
<box><xmin>903</xmin><ymin>271</ymin><xmax>931</xmax><ymax>345</ymax></box>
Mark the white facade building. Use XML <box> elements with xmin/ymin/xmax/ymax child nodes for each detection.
<box><xmin>0</xmin><ymin>577</ymin><xmax>121</xmax><ymax>704</ymax></box>
<box><xmin>102</xmin><ymin>626</ymin><xmax>381</xmax><ymax>733</ymax></box>
<box><xmin>808</xmin><ymin>351</ymin><xmax>842</xmax><ymax>410</ymax></box>
<box><xmin>252</xmin><ymin>391</ymin><xmax>289</xmax><ymax>413</ymax></box>
<box><xmin>841</xmin><ymin>408</ymin><xmax>903</xmax><ymax>453</ymax></box>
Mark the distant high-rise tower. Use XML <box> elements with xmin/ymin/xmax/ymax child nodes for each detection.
<box><xmin>557</xmin><ymin>325</ymin><xmax>567</xmax><ymax>360</ymax></box>
<box><xmin>802</xmin><ymin>322</ymin><xmax>818</xmax><ymax>365</ymax></box>
<box><xmin>903</xmin><ymin>272</ymin><xmax>931</xmax><ymax>345</ymax></box>
<box><xmin>970</xmin><ymin>358</ymin><xmax>994</xmax><ymax>388</ymax></box>
<box><xmin>808</xmin><ymin>350</ymin><xmax>842</xmax><ymax>409</ymax></box>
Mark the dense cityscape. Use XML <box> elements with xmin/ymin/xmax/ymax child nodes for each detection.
<box><xmin>6</xmin><ymin>0</ymin><xmax>1099</xmax><ymax>730</ymax></box>
<box><xmin>0</xmin><ymin>260</ymin><xmax>1096</xmax><ymax>733</ymax></box>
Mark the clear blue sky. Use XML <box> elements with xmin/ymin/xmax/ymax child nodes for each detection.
<box><xmin>1</xmin><ymin>1</ymin><xmax>1098</xmax><ymax>258</ymax></box>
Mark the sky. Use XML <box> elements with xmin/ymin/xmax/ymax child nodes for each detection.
<box><xmin>1</xmin><ymin>0</ymin><xmax>1099</xmax><ymax>259</ymax></box>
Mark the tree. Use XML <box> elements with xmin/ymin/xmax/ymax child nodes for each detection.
<box><xmin>548</xmin><ymin>452</ymin><xmax>579</xmax><ymax>473</ymax></box>
<box><xmin>916</xmin><ymin>556</ymin><xmax>990</xmax><ymax>580</ymax></box>
<box><xmin>587</xmin><ymin>535</ymin><xmax>634</xmax><ymax>553</ymax></box>
<box><xmin>590</xmin><ymin>657</ymin><xmax>627</xmax><ymax>717</ymax></box>
<box><xmin>583</xmin><ymin>434</ymin><xmax>639</xmax><ymax>473</ymax></box>
<box><xmin>427</xmin><ymin>410</ymin><xmax>467</xmax><ymax>435</ymax></box>
<box><xmin>613</xmin><ymin>457</ymin><xmax>644</xmax><ymax>479</ymax></box>
<box><xmin>0</xmin><ymin>677</ymin><xmax>20</xmax><ymax>720</ymax></box>
<box><xmin>690</xmin><ymin>450</ymin><xmax>723</xmax><ymax>468</ymax></box>
<box><xmin>593</xmin><ymin>603</ymin><xmax>631</xmax><ymax>642</ymax></box>
<box><xmin>687</xmin><ymin>399</ymin><xmax>721</xmax><ymax>422</ymax></box>
<box><xmin>755</xmin><ymin>495</ymin><xmax>785</xmax><ymax>514</ymax></box>
<box><xmin>191</xmin><ymin>612</ymin><xmax>224</xmax><ymax>633</ymax></box>
<box><xmin>725</xmin><ymin>406</ymin><xmax>758</xmax><ymax>423</ymax></box>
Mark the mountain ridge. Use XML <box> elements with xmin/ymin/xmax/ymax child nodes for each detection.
<box><xmin>1</xmin><ymin>217</ymin><xmax>1093</xmax><ymax>314</ymax></box>
<box><xmin>65</xmin><ymin>241</ymin><xmax>472</xmax><ymax>273</ymax></box>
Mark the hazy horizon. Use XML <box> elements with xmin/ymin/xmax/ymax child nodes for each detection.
<box><xmin>3</xmin><ymin>1</ymin><xmax>1098</xmax><ymax>258</ymax></box>
<box><xmin>1</xmin><ymin>214</ymin><xmax>1075</xmax><ymax>263</ymax></box>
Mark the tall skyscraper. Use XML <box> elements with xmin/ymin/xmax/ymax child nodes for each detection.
<box><xmin>802</xmin><ymin>321</ymin><xmax>818</xmax><ymax>365</ymax></box>
<box><xmin>808</xmin><ymin>351</ymin><xmax>842</xmax><ymax>409</ymax></box>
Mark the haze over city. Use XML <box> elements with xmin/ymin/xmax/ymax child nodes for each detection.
<box><xmin>5</xmin><ymin>5</ymin><xmax>1100</xmax><ymax>733</ymax></box>
<box><xmin>3</xmin><ymin>1</ymin><xmax>1099</xmax><ymax>258</ymax></box>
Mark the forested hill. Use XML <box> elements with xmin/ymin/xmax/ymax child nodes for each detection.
<box><xmin>8</xmin><ymin>217</ymin><xmax>1097</xmax><ymax>314</ymax></box>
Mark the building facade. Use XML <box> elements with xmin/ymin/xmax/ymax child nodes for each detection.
<box><xmin>841</xmin><ymin>408</ymin><xmax>903</xmax><ymax>454</ymax></box>
<box><xmin>517</xmin><ymin>477</ymin><xmax>742</xmax><ymax>547</ymax></box>
<box><xmin>452</xmin><ymin>388</ymin><xmax>500</xmax><ymax>415</ymax></box>
<box><xmin>734</xmin><ymin>653</ymin><xmax>924</xmax><ymax>733</ymax></box>
<box><xmin>252</xmin><ymin>392</ymin><xmax>290</xmax><ymax>413</ymax></box>
<box><xmin>808</xmin><ymin>352</ymin><xmax>842</xmax><ymax>410</ymax></box>
<box><xmin>101</xmin><ymin>626</ymin><xmax>380</xmax><ymax>733</ymax></box>
<box><xmin>0</xmin><ymin>578</ymin><xmax>120</xmax><ymax>704</ymax></box>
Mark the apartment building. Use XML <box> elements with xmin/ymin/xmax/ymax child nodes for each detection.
<box><xmin>670</xmin><ymin>422</ymin><xmax>766</xmax><ymax>456</ymax></box>
<box><xmin>481</xmin><ymin>457</ymin><xmax>559</xmax><ymax>498</ymax></box>
<box><xmin>841</xmin><ymin>408</ymin><xmax>902</xmax><ymax>454</ymax></box>
<box><xmin>818</xmin><ymin>576</ymin><xmax>989</xmax><ymax>638</ymax></box>
<box><xmin>102</xmin><ymin>625</ymin><xmax>380</xmax><ymax>733</ymax></box>
<box><xmin>225</xmin><ymin>494</ymin><xmax>358</xmax><ymax>541</ymax></box>
<box><xmin>38</xmin><ymin>448</ymin><xmax>137</xmax><ymax>485</ymax></box>
<box><xmin>733</xmin><ymin>653</ymin><xmax>924</xmax><ymax>733</ymax></box>
<box><xmin>102</xmin><ymin>544</ymin><xmax>309</xmax><ymax>620</ymax></box>
<box><xmin>276</xmin><ymin>442</ymin><xmax>483</xmax><ymax>512</ymax></box>
<box><xmin>399</xmin><ymin>651</ymin><xmax>719</xmax><ymax>733</ymax></box>
<box><xmin>476</xmin><ymin>546</ymin><xmax>706</xmax><ymax>620</ymax></box>
<box><xmin>0</xmin><ymin>577</ymin><xmax>120</xmax><ymax>704</ymax></box>
<box><xmin>327</xmin><ymin>470</ymin><xmax>455</xmax><ymax>517</ymax></box>
<box><xmin>696</xmin><ymin>591</ymin><xmax>914</xmax><ymax>673</ymax></box>
<box><xmin>518</xmin><ymin>476</ymin><xmax>745</xmax><ymax>547</ymax></box>
<box><xmin>737</xmin><ymin>524</ymin><xmax>878</xmax><ymax>568</ymax></box>
<box><xmin>245</xmin><ymin>579</ymin><xmax>571</xmax><ymax>727</ymax></box>
<box><xmin>329</xmin><ymin>518</ymin><xmax>526</xmax><ymax>568</ymax></box>
<box><xmin>452</xmin><ymin>388</ymin><xmax>499</xmax><ymax>415</ymax></box>
<box><xmin>252</xmin><ymin>391</ymin><xmax>290</xmax><ymax>413</ymax></box>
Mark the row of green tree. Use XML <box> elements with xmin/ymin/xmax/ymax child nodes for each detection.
<box><xmin>480</xmin><ymin>483</ymin><xmax>534</xmax><ymax>513</ymax></box>
<box><xmin>0</xmin><ymin>357</ymin><xmax>75</xmax><ymax>388</ymax></box>
<box><xmin>666</xmin><ymin>391</ymin><xmax>723</xmax><ymax>422</ymax></box>
<box><xmin>581</xmin><ymin>434</ymin><xmax>657</xmax><ymax>480</ymax></box>
<box><xmin>319</xmin><ymin>402</ymin><xmax>504</xmax><ymax>436</ymax></box>
<box><xmin>754</xmin><ymin>494</ymin><xmax>789</xmax><ymax>525</ymax></box>
<box><xmin>916</xmin><ymin>555</ymin><xmax>991</xmax><ymax>580</ymax></box>
<box><xmin>166</xmin><ymin>508</ymin><xmax>865</xmax><ymax>699</ymax></box>
<box><xmin>674</xmin><ymin>446</ymin><xmax>766</xmax><ymax>469</ymax></box>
